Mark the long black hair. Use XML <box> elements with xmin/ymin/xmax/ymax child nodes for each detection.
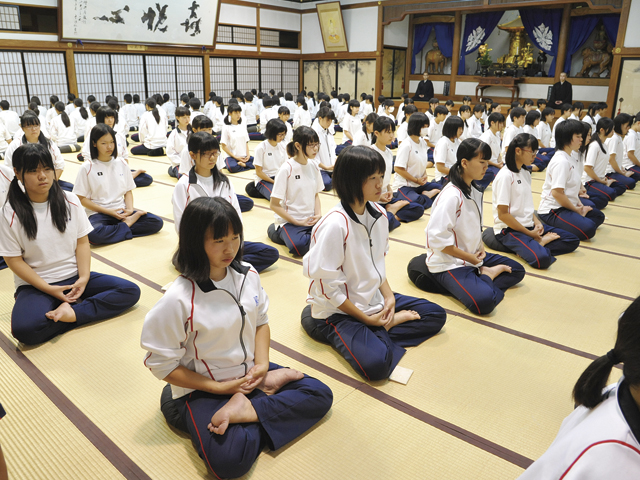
<box><xmin>362</xmin><ymin>112</ymin><xmax>379</xmax><ymax>141</ymax></box>
<box><xmin>449</xmin><ymin>138</ymin><xmax>492</xmax><ymax>197</ymax></box>
<box><xmin>188</xmin><ymin>132</ymin><xmax>228</xmax><ymax>189</ymax></box>
<box><xmin>54</xmin><ymin>102</ymin><xmax>71</xmax><ymax>128</ymax></box>
<box><xmin>591</xmin><ymin>117</ymin><xmax>614</xmax><ymax>154</ymax></box>
<box><xmin>89</xmin><ymin>124</ymin><xmax>118</xmax><ymax>160</ymax></box>
<box><xmin>371</xmin><ymin>116</ymin><xmax>395</xmax><ymax>146</ymax></box>
<box><xmin>74</xmin><ymin>98</ymin><xmax>88</xmax><ymax>120</ymax></box>
<box><xmin>505</xmin><ymin>133</ymin><xmax>538</xmax><ymax>173</ymax></box>
<box><xmin>145</xmin><ymin>97</ymin><xmax>160</xmax><ymax>124</ymax></box>
<box><xmin>296</xmin><ymin>95</ymin><xmax>308</xmax><ymax>111</ymax></box>
<box><xmin>287</xmin><ymin>126</ymin><xmax>319</xmax><ymax>158</ymax></box>
<box><xmin>333</xmin><ymin>146</ymin><xmax>386</xmax><ymax>206</ymax></box>
<box><xmin>224</xmin><ymin>103</ymin><xmax>242</xmax><ymax>125</ymax></box>
<box><xmin>573</xmin><ymin>295</ymin><xmax>640</xmax><ymax>408</ymax></box>
<box><xmin>8</xmin><ymin>143</ymin><xmax>70</xmax><ymax>240</ymax></box>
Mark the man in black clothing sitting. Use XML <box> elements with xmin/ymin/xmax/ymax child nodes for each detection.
<box><xmin>549</xmin><ymin>72</ymin><xmax>573</xmax><ymax>108</ymax></box>
<box><xmin>413</xmin><ymin>72</ymin><xmax>434</xmax><ymax>102</ymax></box>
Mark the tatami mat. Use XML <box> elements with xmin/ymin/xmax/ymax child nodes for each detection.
<box><xmin>0</xmin><ymin>131</ymin><xmax>637</xmax><ymax>479</ymax></box>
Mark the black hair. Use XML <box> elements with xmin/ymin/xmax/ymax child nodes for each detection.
<box><xmin>347</xmin><ymin>99</ymin><xmax>360</xmax><ymax>116</ymax></box>
<box><xmin>505</xmin><ymin>133</ymin><xmax>538</xmax><ymax>173</ymax></box>
<box><xmin>189</xmin><ymin>97</ymin><xmax>201</xmax><ymax>110</ymax></box>
<box><xmin>107</xmin><ymin>99</ymin><xmax>120</xmax><ymax>114</ymax></box>
<box><xmin>579</xmin><ymin>121</ymin><xmax>591</xmax><ymax>155</ymax></box>
<box><xmin>331</xmin><ymin>90</ymin><xmax>338</xmax><ymax>98</ymax></box>
<box><xmin>28</xmin><ymin>102</ymin><xmax>40</xmax><ymax>116</ymax></box>
<box><xmin>187</xmin><ymin>132</ymin><xmax>228</xmax><ymax>187</ymax></box>
<box><xmin>371</xmin><ymin>115</ymin><xmax>395</xmax><ymax>145</ymax></box>
<box><xmin>366</xmin><ymin>95</ymin><xmax>373</xmax><ymax>102</ymax></box>
<box><xmin>407</xmin><ymin>112</ymin><xmax>429</xmax><ymax>137</ymax></box>
<box><xmin>541</xmin><ymin>107</ymin><xmax>555</xmax><ymax>122</ymax></box>
<box><xmin>614</xmin><ymin>113</ymin><xmax>633</xmax><ymax>135</ymax></box>
<box><xmin>286</xmin><ymin>125</ymin><xmax>319</xmax><ymax>158</ymax></box>
<box><xmin>487</xmin><ymin>112</ymin><xmax>505</xmax><ymax>129</ymax></box>
<box><xmin>591</xmin><ymin>117</ymin><xmax>614</xmax><ymax>154</ymax></box>
<box><xmin>175</xmin><ymin>197</ymin><xmax>244</xmax><ymax>283</ymax></box>
<box><xmin>462</xmin><ymin>96</ymin><xmax>472</xmax><ymax>103</ymax></box>
<box><xmin>402</xmin><ymin>104</ymin><xmax>418</xmax><ymax>123</ymax></box>
<box><xmin>278</xmin><ymin>106</ymin><xmax>290</xmax><ymax>116</ymax></box>
<box><xmin>449</xmin><ymin>138</ymin><xmax>492</xmax><ymax>197</ymax></box>
<box><xmin>445</xmin><ymin>100</ymin><xmax>455</xmax><ymax>107</ymax></box>
<box><xmin>215</xmin><ymin>96</ymin><xmax>225</xmax><ymax>116</ymax></box>
<box><xmin>191</xmin><ymin>114</ymin><xmax>213</xmax><ymax>133</ymax></box>
<box><xmin>54</xmin><ymin>101</ymin><xmax>71</xmax><ymax>128</ymax></box>
<box><xmin>362</xmin><ymin>112</ymin><xmax>379</xmax><ymax>141</ymax></box>
<box><xmin>89</xmin><ymin>123</ymin><xmax>118</xmax><ymax>160</ymax></box>
<box><xmin>95</xmin><ymin>106</ymin><xmax>116</xmax><ymax>126</ymax></box>
<box><xmin>296</xmin><ymin>95</ymin><xmax>308</xmax><ymax>111</ymax></box>
<box><xmin>316</xmin><ymin>106</ymin><xmax>335</xmax><ymax>121</ymax></box>
<box><xmin>265</xmin><ymin>118</ymin><xmax>287</xmax><ymax>141</ymax></box>
<box><xmin>383</xmin><ymin>99</ymin><xmax>394</xmax><ymax>109</ymax></box>
<box><xmin>124</xmin><ymin>94</ymin><xmax>132</xmax><ymax>104</ymax></box>
<box><xmin>224</xmin><ymin>103</ymin><xmax>243</xmax><ymax>125</ymax></box>
<box><xmin>342</xmin><ymin>93</ymin><xmax>351</xmax><ymax>102</ymax></box>
<box><xmin>30</xmin><ymin>96</ymin><xmax>41</xmax><ymax>106</ymax></box>
<box><xmin>174</xmin><ymin>105</ymin><xmax>191</xmax><ymax>120</ymax></box>
<box><xmin>277</xmin><ymin>91</ymin><xmax>284</xmax><ymax>99</ymax></box>
<box><xmin>308</xmin><ymin>91</ymin><xmax>316</xmax><ymax>106</ymax></box>
<box><xmin>284</xmin><ymin>92</ymin><xmax>293</xmax><ymax>101</ymax></box>
<box><xmin>473</xmin><ymin>103</ymin><xmax>485</xmax><ymax>114</ymax></box>
<box><xmin>49</xmin><ymin>95</ymin><xmax>59</xmax><ymax>107</ymax></box>
<box><xmin>245</xmin><ymin>92</ymin><xmax>254</xmax><ymax>102</ymax></box>
<box><xmin>509</xmin><ymin>107</ymin><xmax>526</xmax><ymax>121</ymax></box>
<box><xmin>180</xmin><ymin>94</ymin><xmax>189</xmax><ymax>104</ymax></box>
<box><xmin>560</xmin><ymin>103</ymin><xmax>572</xmax><ymax>115</ymax></box>
<box><xmin>510</xmin><ymin>101</ymin><xmax>521</xmax><ymax>109</ymax></box>
<box><xmin>458</xmin><ymin>104</ymin><xmax>471</xmax><ymax>127</ymax></box>
<box><xmin>74</xmin><ymin>98</ymin><xmax>88</xmax><ymax>120</ymax></box>
<box><xmin>573</xmin><ymin>296</ymin><xmax>640</xmax><ymax>408</ymax></box>
<box><xmin>377</xmin><ymin>95</ymin><xmax>386</xmax><ymax>104</ymax></box>
<box><xmin>572</xmin><ymin>101</ymin><xmax>584</xmax><ymax>111</ymax></box>
<box><xmin>188</xmin><ymin>92</ymin><xmax>195</xmax><ymax>99</ymax></box>
<box><xmin>67</xmin><ymin>93</ymin><xmax>76</xmax><ymax>103</ymax></box>
<box><xmin>525</xmin><ymin>110</ymin><xmax>541</xmax><ymax>126</ymax></box>
<box><xmin>9</xmin><ymin>143</ymin><xmax>70</xmax><ymax>240</ymax></box>
<box><xmin>145</xmin><ymin>97</ymin><xmax>160</xmax><ymax>124</ymax></box>
<box><xmin>132</xmin><ymin>94</ymin><xmax>139</xmax><ymax>104</ymax></box>
<box><xmin>19</xmin><ymin>113</ymin><xmax>49</xmax><ymax>148</ymax></box>
<box><xmin>555</xmin><ymin>119</ymin><xmax>584</xmax><ymax>151</ymax></box>
<box><xmin>262</xmin><ymin>97</ymin><xmax>272</xmax><ymax>109</ymax></box>
<box><xmin>442</xmin><ymin>115</ymin><xmax>464</xmax><ymax>140</ymax></box>
<box><xmin>484</xmin><ymin>97</ymin><xmax>493</xmax><ymax>104</ymax></box>
<box><xmin>489</xmin><ymin>103</ymin><xmax>500</xmax><ymax>113</ymax></box>
<box><xmin>163</xmin><ymin>93</ymin><xmax>170</xmax><ymax>103</ymax></box>
<box><xmin>523</xmin><ymin>99</ymin><xmax>534</xmax><ymax>107</ymax></box>
<box><xmin>333</xmin><ymin>146</ymin><xmax>386</xmax><ymax>206</ymax></box>
<box><xmin>537</xmin><ymin>98</ymin><xmax>547</xmax><ymax>108</ymax></box>
<box><xmin>434</xmin><ymin>105</ymin><xmax>448</xmax><ymax>117</ymax></box>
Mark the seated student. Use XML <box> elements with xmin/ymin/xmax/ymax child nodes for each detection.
<box><xmin>481</xmin><ymin>98</ymin><xmax>493</xmax><ymax>124</ymax></box>
<box><xmin>245</xmin><ymin>119</ymin><xmax>287</xmax><ymax>201</ymax></box>
<box><xmin>426</xmin><ymin>105</ymin><xmax>448</xmax><ymax>163</ymax></box>
<box><xmin>108</xmin><ymin>99</ymin><xmax>129</xmax><ymax>139</ymax></box>
<box><xmin>393</xmin><ymin>113</ymin><xmax>441</xmax><ymax>209</ymax></box>
<box><xmin>523</xmin><ymin>110</ymin><xmax>547</xmax><ymax>172</ymax></box>
<box><xmin>353</xmin><ymin>112</ymin><xmax>378</xmax><ymax>147</ymax></box>
<box><xmin>49</xmin><ymin>102</ymin><xmax>79</xmax><ymax>153</ymax></box>
<box><xmin>188</xmin><ymin>97</ymin><xmax>204</xmax><ymax>125</ymax></box>
<box><xmin>502</xmin><ymin>107</ymin><xmax>526</xmax><ymax>159</ymax></box>
<box><xmin>604</xmin><ymin>113</ymin><xmax>638</xmax><ymax>189</ymax></box>
<box><xmin>0</xmin><ymin>163</ymin><xmax>14</xmax><ymax>270</ymax></box>
<box><xmin>312</xmin><ymin>107</ymin><xmax>337</xmax><ymax>191</ymax></box>
<box><xmin>477</xmin><ymin>112</ymin><xmax>505</xmax><ymax>190</ymax></box>
<box><xmin>583</xmin><ymin>103</ymin><xmax>599</xmax><ymax>135</ymax></box>
<box><xmin>504</xmin><ymin>101</ymin><xmax>521</xmax><ymax>128</ymax></box>
<box><xmin>293</xmin><ymin>95</ymin><xmax>311</xmax><ymax>129</ymax></box>
<box><xmin>623</xmin><ymin>113</ymin><xmax>640</xmax><ymax>176</ymax></box>
<box><xmin>518</xmin><ymin>295</ymin><xmax>640</xmax><ymax>480</ymax></box>
<box><xmin>0</xmin><ymin>101</ymin><xmax>21</xmax><ymax>138</ymax></box>
<box><xmin>0</xmin><ymin>121</ymin><xmax>10</xmax><ymax>160</ymax></box>
<box><xmin>583</xmin><ymin>118</ymin><xmax>626</xmax><ymax>206</ymax></box>
<box><xmin>70</xmin><ymin>99</ymin><xmax>89</xmax><ymax>143</ymax></box>
<box><xmin>166</xmin><ymin>106</ymin><xmax>190</xmax><ymax>178</ymax></box>
<box><xmin>162</xmin><ymin>93</ymin><xmax>176</xmax><ymax>127</ymax></box>
<box><xmin>569</xmin><ymin>101</ymin><xmax>584</xmax><ymax>121</ymax></box>
<box><xmin>81</xmin><ymin>102</ymin><xmax>100</xmax><ymax>148</ymax></box>
<box><xmin>202</xmin><ymin>92</ymin><xmax>216</xmax><ymax>120</ymax></box>
<box><xmin>172</xmin><ymin>133</ymin><xmax>278</xmax><ymax>273</ymax></box>
<box><xmin>0</xmin><ymin>143</ymin><xmax>140</xmax><ymax>345</ymax></box>
<box><xmin>371</xmin><ymin>116</ymin><xmax>423</xmax><ymax>231</ymax></box>
<box><xmin>121</xmin><ymin>94</ymin><xmax>139</xmax><ymax>132</ymax></box>
<box><xmin>458</xmin><ymin>105</ymin><xmax>472</xmax><ymax>140</ymax></box>
<box><xmin>434</xmin><ymin>115</ymin><xmax>464</xmax><ymax>185</ymax></box>
<box><xmin>492</xmin><ymin>133</ymin><xmax>580</xmax><ymax>269</ymax></box>
<box><xmin>277</xmin><ymin>106</ymin><xmax>293</xmax><ymax>144</ymax></box>
<box><xmin>361</xmin><ymin>95</ymin><xmax>374</xmax><ymax>118</ymax></box>
<box><xmin>408</xmin><ymin>138</ymin><xmax>526</xmax><ymax>315</ymax></box>
<box><xmin>269</xmin><ymin>126</ymin><xmax>323</xmax><ymax>256</ymax></box>
<box><xmin>379</xmin><ymin>99</ymin><xmax>395</xmax><ymax>121</ymax></box>
<box><xmin>131</xmin><ymin>98</ymin><xmax>167</xmax><ymax>156</ymax></box>
<box><xmin>550</xmin><ymin>103</ymin><xmax>572</xmax><ymax>148</ymax></box>
<box><xmin>4</xmin><ymin>112</ymin><xmax>73</xmax><ymax>192</ymax></box>
<box><xmin>301</xmin><ymin>146</ymin><xmax>447</xmax><ymax>381</ymax></box>
<box><xmin>536</xmin><ymin>98</ymin><xmax>547</xmax><ymax>116</ymax></box>
<box><xmin>73</xmin><ymin>124</ymin><xmax>163</xmax><ymax>245</ymax></box>
<box><xmin>395</xmin><ymin>94</ymin><xmax>408</xmax><ymax>124</ymax></box>
<box><xmin>396</xmin><ymin>105</ymin><xmax>417</xmax><ymax>145</ymax></box>
<box><xmin>538</xmin><ymin>120</ymin><xmax>605</xmax><ymax>240</ymax></box>
<box><xmin>575</xmin><ymin>120</ymin><xmax>609</xmax><ymax>212</ymax></box>
<box><xmin>83</xmin><ymin>106</ymin><xmax>153</xmax><ymax>188</ymax></box>
<box><xmin>211</xmin><ymin>96</ymin><xmax>226</xmax><ymax>135</ymax></box>
<box><xmin>259</xmin><ymin>97</ymin><xmax>277</xmax><ymax>133</ymax></box>
<box><xmin>467</xmin><ymin>104</ymin><xmax>484</xmax><ymax>139</ymax></box>
<box><xmin>336</xmin><ymin>99</ymin><xmax>361</xmax><ymax>155</ymax></box>
<box><xmin>141</xmin><ymin>197</ymin><xmax>332</xmax><ymax>479</ymax></box>
<box><xmin>221</xmin><ymin>104</ymin><xmax>254</xmax><ymax>173</ymax></box>
<box><xmin>243</xmin><ymin>92</ymin><xmax>258</xmax><ymax>134</ymax></box>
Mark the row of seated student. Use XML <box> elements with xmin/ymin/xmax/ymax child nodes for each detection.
<box><xmin>1</xmin><ymin>87</ymin><xmax>639</xmax><ymax>477</ymax></box>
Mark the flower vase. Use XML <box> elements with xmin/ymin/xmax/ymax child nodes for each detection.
<box><xmin>481</xmin><ymin>65</ymin><xmax>489</xmax><ymax>77</ymax></box>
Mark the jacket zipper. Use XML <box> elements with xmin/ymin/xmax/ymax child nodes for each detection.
<box><xmin>218</xmin><ymin>272</ymin><xmax>249</xmax><ymax>376</ymax></box>
<box><xmin>364</xmin><ymin>215</ymin><xmax>383</xmax><ymax>285</ymax></box>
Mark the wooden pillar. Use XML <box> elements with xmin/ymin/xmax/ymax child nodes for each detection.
<box><xmin>450</xmin><ymin>11</ymin><xmax>462</xmax><ymax>98</ymax></box>
<box><xmin>204</xmin><ymin>53</ymin><xmax>211</xmax><ymax>96</ymax></box>
<box><xmin>405</xmin><ymin>15</ymin><xmax>414</xmax><ymax>93</ymax></box>
<box><xmin>256</xmin><ymin>6</ymin><xmax>261</xmax><ymax>55</ymax></box>
<box><xmin>554</xmin><ymin>4</ymin><xmax>571</xmax><ymax>81</ymax></box>
<box><xmin>65</xmin><ymin>48</ymin><xmax>78</xmax><ymax>96</ymax></box>
<box><xmin>374</xmin><ymin>2</ymin><xmax>384</xmax><ymax>108</ymax></box>
<box><xmin>606</xmin><ymin>0</ymin><xmax>632</xmax><ymax>118</ymax></box>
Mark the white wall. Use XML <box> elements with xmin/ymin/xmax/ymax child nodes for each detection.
<box><xmin>342</xmin><ymin>7</ymin><xmax>378</xmax><ymax>52</ymax></box>
<box><xmin>260</xmin><ymin>10</ymin><xmax>300</xmax><ymax>31</ymax></box>
<box><xmin>625</xmin><ymin>0</ymin><xmax>640</xmax><ymax>47</ymax></box>
<box><xmin>218</xmin><ymin>4</ymin><xmax>257</xmax><ymax>27</ymax></box>
<box><xmin>384</xmin><ymin>16</ymin><xmax>409</xmax><ymax>48</ymax></box>
<box><xmin>0</xmin><ymin>32</ymin><xmax>58</xmax><ymax>41</ymax></box>
<box><xmin>301</xmin><ymin>13</ymin><xmax>324</xmax><ymax>54</ymax></box>
<box><xmin>12</xmin><ymin>0</ymin><xmax>56</xmax><ymax>5</ymax></box>
<box><xmin>454</xmin><ymin>81</ymin><xmax>608</xmax><ymax>102</ymax></box>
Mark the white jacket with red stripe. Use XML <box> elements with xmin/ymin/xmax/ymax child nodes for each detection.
<box><xmin>425</xmin><ymin>182</ymin><xmax>484</xmax><ymax>273</ymax></box>
<box><xmin>141</xmin><ymin>262</ymin><xmax>269</xmax><ymax>399</ymax></box>
<box><xmin>303</xmin><ymin>201</ymin><xmax>389</xmax><ymax>319</ymax></box>
<box><xmin>518</xmin><ymin>379</ymin><xmax>640</xmax><ymax>480</ymax></box>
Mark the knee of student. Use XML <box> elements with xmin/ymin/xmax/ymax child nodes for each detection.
<box><xmin>535</xmin><ymin>252</ymin><xmax>554</xmax><ymax>270</ymax></box>
<box><xmin>298</xmin><ymin>376</ymin><xmax>334</xmax><ymax>414</ymax></box>
<box><xmin>359</xmin><ymin>352</ymin><xmax>394</xmax><ymax>381</ymax></box>
<box><xmin>208</xmin><ymin>454</ymin><xmax>255</xmax><ymax>479</ymax></box>
<box><xmin>118</xmin><ymin>281</ymin><xmax>142</xmax><ymax>305</ymax></box>
<box><xmin>11</xmin><ymin>320</ymin><xmax>48</xmax><ymax>346</ymax></box>
<box><xmin>473</xmin><ymin>295</ymin><xmax>499</xmax><ymax>316</ymax></box>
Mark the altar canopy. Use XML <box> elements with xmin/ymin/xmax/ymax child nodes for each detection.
<box><xmin>457</xmin><ymin>11</ymin><xmax>504</xmax><ymax>75</ymax></box>
<box><xmin>412</xmin><ymin>24</ymin><xmax>433</xmax><ymax>74</ymax></box>
<box><xmin>519</xmin><ymin>9</ymin><xmax>563</xmax><ymax>76</ymax></box>
<box><xmin>563</xmin><ymin>14</ymin><xmax>620</xmax><ymax>74</ymax></box>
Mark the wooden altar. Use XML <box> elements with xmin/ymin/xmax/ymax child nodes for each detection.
<box><xmin>475</xmin><ymin>77</ymin><xmax>523</xmax><ymax>102</ymax></box>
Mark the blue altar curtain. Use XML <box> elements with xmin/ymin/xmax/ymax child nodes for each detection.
<box><xmin>563</xmin><ymin>15</ymin><xmax>603</xmax><ymax>74</ymax></box>
<box><xmin>519</xmin><ymin>9</ymin><xmax>563</xmax><ymax>76</ymax></box>
<box><xmin>434</xmin><ymin>23</ymin><xmax>454</xmax><ymax>59</ymax></box>
<box><xmin>411</xmin><ymin>24</ymin><xmax>434</xmax><ymax>74</ymax></box>
<box><xmin>601</xmin><ymin>15</ymin><xmax>620</xmax><ymax>46</ymax></box>
<box><xmin>458</xmin><ymin>11</ymin><xmax>504</xmax><ymax>75</ymax></box>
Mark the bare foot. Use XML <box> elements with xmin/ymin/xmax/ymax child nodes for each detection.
<box><xmin>208</xmin><ymin>393</ymin><xmax>258</xmax><ymax>435</ymax></box>
<box><xmin>386</xmin><ymin>200</ymin><xmax>409</xmax><ymax>216</ymax></box>
<box><xmin>45</xmin><ymin>302</ymin><xmax>76</xmax><ymax>323</ymax></box>
<box><xmin>258</xmin><ymin>368</ymin><xmax>304</xmax><ymax>395</ymax></box>
<box><xmin>426</xmin><ymin>161</ymin><xmax>434</xmax><ymax>168</ymax></box>
<box><xmin>423</xmin><ymin>189</ymin><xmax>440</xmax><ymax>199</ymax></box>
<box><xmin>385</xmin><ymin>309</ymin><xmax>420</xmax><ymax>331</ymax></box>
<box><xmin>538</xmin><ymin>231</ymin><xmax>560</xmax><ymax>247</ymax></box>
<box><xmin>123</xmin><ymin>210</ymin><xmax>146</xmax><ymax>227</ymax></box>
<box><xmin>132</xmin><ymin>169</ymin><xmax>146</xmax><ymax>179</ymax></box>
<box><xmin>531</xmin><ymin>165</ymin><xmax>540</xmax><ymax>172</ymax></box>
<box><xmin>480</xmin><ymin>264</ymin><xmax>512</xmax><ymax>281</ymax></box>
